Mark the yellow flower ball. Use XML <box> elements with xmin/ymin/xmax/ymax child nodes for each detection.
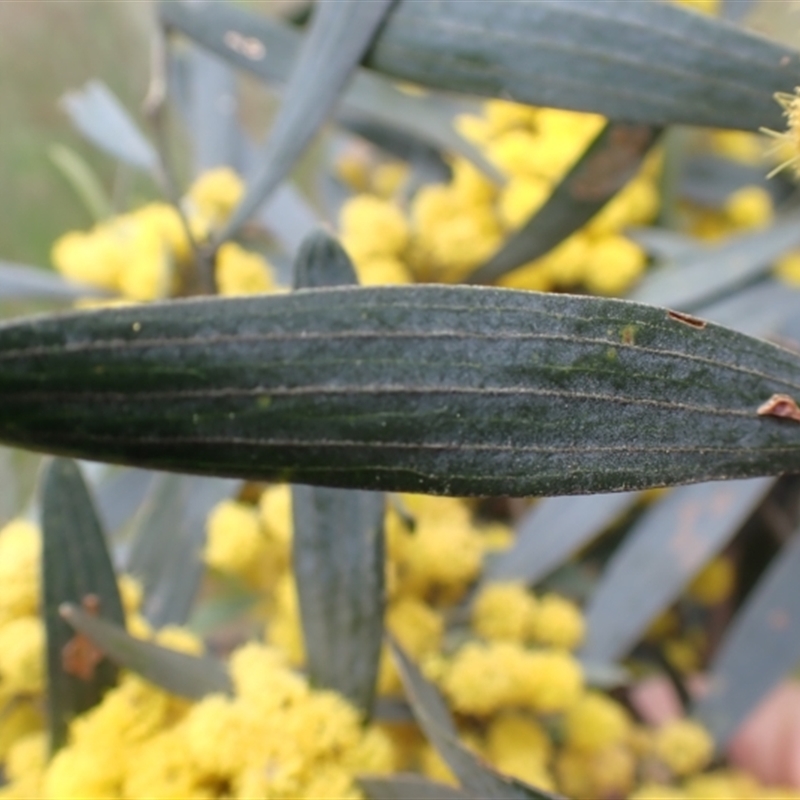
<box><xmin>483</xmin><ymin>99</ymin><xmax>539</xmax><ymax>135</ymax></box>
<box><xmin>583</xmin><ymin>235</ymin><xmax>647</xmax><ymax>296</ymax></box>
<box><xmin>498</xmin><ymin>258</ymin><xmax>554</xmax><ymax>292</ymax></box>
<box><xmin>450</xmin><ymin>158</ymin><xmax>497</xmax><ymax>205</ymax></box>
<box><xmin>487</xmin><ymin>129</ymin><xmax>543</xmax><ymax>178</ymax></box>
<box><xmin>541</xmin><ymin>233</ymin><xmax>591</xmax><ymax>287</ymax></box>
<box><xmin>122</xmin><ymin>728</ymin><xmax>202</xmax><ymax>800</ymax></box>
<box><xmin>393</xmin><ymin>512</ymin><xmax>483</xmax><ymax>603</ymax></box>
<box><xmin>0</xmin><ymin>701</ymin><xmax>42</xmax><ymax>763</ymax></box>
<box><xmin>341</xmin><ymin>726</ymin><xmax>396</xmax><ymax>775</ymax></box>
<box><xmin>687</xmin><ymin>556</ymin><xmax>735</xmax><ymax>606</ymax></box>
<box><xmin>519</xmin><ymin>649</ymin><xmax>584</xmax><ymax>713</ymax></box>
<box><xmin>134</xmin><ymin>202</ymin><xmax>192</xmax><ymax>263</ymax></box>
<box><xmin>117</xmin><ymin>222</ymin><xmax>173</xmax><ymax>302</ymax></box>
<box><xmin>710</xmin><ymin>131</ymin><xmax>764</xmax><ymax>166</ymax></box>
<box><xmin>442</xmin><ymin>641</ymin><xmax>526</xmax><ymax>716</ymax></box>
<box><xmin>340</xmin><ymin>194</ymin><xmax>409</xmax><ymax>258</ymax></box>
<box><xmin>723</xmin><ymin>185</ymin><xmax>774</xmax><ymax>230</ymax></box>
<box><xmin>117</xmin><ymin>574</ymin><xmax>143</xmax><ymax>615</ymax></box>
<box><xmin>215</xmin><ymin>242</ymin><xmax>275</xmax><ymax>296</ymax></box>
<box><xmin>485</xmin><ymin>711</ymin><xmax>552</xmax><ymax>768</ymax></box>
<box><xmin>258</xmin><ymin>483</ymin><xmax>293</xmax><ymax>549</ymax></box>
<box><xmin>228</xmin><ymin>641</ymin><xmax>308</xmax><ymax>713</ymax></box>
<box><xmin>0</xmin><ymin>519</ymin><xmax>40</xmax><ymax>625</ymax></box>
<box><xmin>50</xmin><ymin>229</ymin><xmax>124</xmax><ymax>292</ymax></box>
<box><xmin>5</xmin><ymin>730</ymin><xmax>46</xmax><ymax>784</ymax></box>
<box><xmin>527</xmin><ymin>593</ymin><xmax>585</xmax><ymax>651</ymax></box>
<box><xmin>498</xmin><ymin>176</ymin><xmax>551</xmax><ymax>229</ymax></box>
<box><xmin>683</xmin><ymin>770</ymin><xmax>744</xmax><ymax>800</ymax></box>
<box><xmin>354</xmin><ymin>255</ymin><xmax>414</xmax><ymax>285</ymax></box>
<box><xmin>42</xmin><ymin>742</ymin><xmax>122</xmax><ymax>799</ymax></box>
<box><xmin>387</xmin><ymin>597</ymin><xmax>444</xmax><ymax>658</ymax></box>
<box><xmin>775</xmin><ymin>251</ymin><xmax>800</xmax><ymax>286</ymax></box>
<box><xmin>203</xmin><ymin>499</ymin><xmax>265</xmax><ymax>578</ymax></box>
<box><xmin>420</xmin><ymin>741</ymin><xmax>458</xmax><ymax>786</ymax></box>
<box><xmin>454</xmin><ymin>113</ymin><xmax>492</xmax><ymax>146</ymax></box>
<box><xmin>557</xmin><ymin>744</ymin><xmax>636</xmax><ymax>800</ymax></box>
<box><xmin>0</xmin><ymin>617</ymin><xmax>45</xmax><ymax>695</ymax></box>
<box><xmin>654</xmin><ymin>719</ymin><xmax>714</xmax><ymax>777</ymax></box>
<box><xmin>264</xmin><ymin>578</ymin><xmax>307</xmax><ymax>668</ymax></box>
<box><xmin>186</xmin><ymin>167</ymin><xmax>244</xmax><ymax>230</ymax></box>
<box><xmin>564</xmin><ymin>691</ymin><xmax>631</xmax><ymax>753</ymax></box>
<box><xmin>471</xmin><ymin>582</ymin><xmax>538</xmax><ymax>643</ymax></box>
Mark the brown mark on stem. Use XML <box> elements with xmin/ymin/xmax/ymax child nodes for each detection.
<box><xmin>60</xmin><ymin>595</ymin><xmax>104</xmax><ymax>682</ymax></box>
<box><xmin>667</xmin><ymin>310</ymin><xmax>707</xmax><ymax>329</ymax></box>
<box><xmin>757</xmin><ymin>393</ymin><xmax>800</xmax><ymax>422</ymax></box>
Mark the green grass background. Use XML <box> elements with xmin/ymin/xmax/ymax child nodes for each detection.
<box><xmin>0</xmin><ymin>1</ymin><xmax>151</xmax><ymax>268</ymax></box>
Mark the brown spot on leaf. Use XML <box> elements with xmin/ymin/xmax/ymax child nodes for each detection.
<box><xmin>621</xmin><ymin>325</ymin><xmax>636</xmax><ymax>345</ymax></box>
<box><xmin>60</xmin><ymin>595</ymin><xmax>104</xmax><ymax>682</ymax></box>
<box><xmin>667</xmin><ymin>310</ymin><xmax>707</xmax><ymax>329</ymax></box>
<box><xmin>223</xmin><ymin>30</ymin><xmax>266</xmax><ymax>61</ymax></box>
<box><xmin>757</xmin><ymin>394</ymin><xmax>800</xmax><ymax>422</ymax></box>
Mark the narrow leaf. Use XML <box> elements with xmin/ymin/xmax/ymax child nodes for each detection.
<box><xmin>362</xmin><ymin>0</ymin><xmax>800</xmax><ymax>131</ymax></box>
<box><xmin>126</xmin><ymin>474</ymin><xmax>238</xmax><ymax>627</ymax></box>
<box><xmin>694</xmin><ymin>532</ymin><xmax>800</xmax><ymax>746</ymax></box>
<box><xmin>92</xmin><ymin>467</ymin><xmax>156</xmax><ymax>539</ymax></box>
<box><xmin>158</xmin><ymin>1</ymin><xmax>502</xmax><ymax>183</ymax></box>
<box><xmin>187</xmin><ymin>591</ymin><xmax>259</xmax><ymax>637</ymax></box>
<box><xmin>291</xmin><ymin>229</ymin><xmax>384</xmax><ymax>715</ymax></box>
<box><xmin>292</xmin><ymin>486</ymin><xmax>385</xmax><ymax>715</ymax></box>
<box><xmin>0</xmin><ymin>262</ymin><xmax>108</xmax><ymax>301</ymax></box>
<box><xmin>292</xmin><ymin>230</ymin><xmax>358</xmax><ymax>290</ymax></box>
<box><xmin>60</xmin><ymin>80</ymin><xmax>158</xmax><ymax>173</ymax></box>
<box><xmin>581</xmin><ymin>478</ymin><xmax>773</xmax><ymax>663</ymax></box>
<box><xmin>467</xmin><ymin>123</ymin><xmax>661</xmax><ymax>284</ymax></box>
<box><xmin>630</xmin><ymin>214</ymin><xmax>800</xmax><ymax>311</ymax></box>
<box><xmin>627</xmin><ymin>228</ymin><xmax>699</xmax><ymax>261</ymax></box>
<box><xmin>187</xmin><ymin>48</ymin><xmax>241</xmax><ymax>173</ymax></box>
<box><xmin>48</xmin><ymin>144</ymin><xmax>111</xmax><ymax>223</ymax></box>
<box><xmin>61</xmin><ymin>603</ymin><xmax>232</xmax><ymax>700</ymax></box>
<box><xmin>237</xmin><ymin>131</ymin><xmax>321</xmax><ymax>258</ymax></box>
<box><xmin>5</xmin><ymin>287</ymin><xmax>800</xmax><ymax>497</ymax></box>
<box><xmin>680</xmin><ymin>155</ymin><xmax>771</xmax><ymax>209</ymax></box>
<box><xmin>222</xmin><ymin>0</ymin><xmax>397</xmax><ymax>237</ymax></box>
<box><xmin>699</xmin><ymin>280</ymin><xmax>800</xmax><ymax>339</ymax></box>
<box><xmin>41</xmin><ymin>458</ymin><xmax>126</xmax><ymax>752</ymax></box>
<box><xmin>390</xmin><ymin>638</ymin><xmax>562</xmax><ymax>799</ymax></box>
<box><xmin>361</xmin><ymin>775</ymin><xmax>474</xmax><ymax>800</ymax></box>
<box><xmin>485</xmin><ymin>492</ymin><xmax>638</xmax><ymax>585</ymax></box>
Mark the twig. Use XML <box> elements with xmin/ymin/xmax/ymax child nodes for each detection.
<box><xmin>144</xmin><ymin>21</ymin><xmax>216</xmax><ymax>295</ymax></box>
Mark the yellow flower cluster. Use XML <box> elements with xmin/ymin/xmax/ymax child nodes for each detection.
<box><xmin>0</xmin><ymin>517</ymin><xmax>203</xmax><ymax>780</ymax></box>
<box><xmin>337</xmin><ymin>98</ymin><xmax>660</xmax><ymax>295</ymax></box>
<box><xmin>471</xmin><ymin>581</ymin><xmax>585</xmax><ymax>650</ymax></box>
<box><xmin>0</xmin><ymin>519</ymin><xmax>45</xmax><ymax>760</ymax></box>
<box><xmin>1</xmin><ymin>642</ymin><xmax>394</xmax><ymax>799</ymax></box>
<box><xmin>51</xmin><ymin>168</ymin><xmax>276</xmax><ymax>301</ymax></box>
